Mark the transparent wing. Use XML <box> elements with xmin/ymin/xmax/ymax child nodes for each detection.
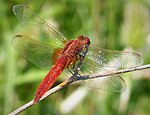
<box><xmin>13</xmin><ymin>4</ymin><xmax>66</xmax><ymax>46</ymax></box>
<box><xmin>79</xmin><ymin>76</ymin><xmax>126</xmax><ymax>92</ymax></box>
<box><xmin>11</xmin><ymin>35</ymin><xmax>58</xmax><ymax>68</ymax></box>
<box><xmin>86</xmin><ymin>46</ymin><xmax>143</xmax><ymax>70</ymax></box>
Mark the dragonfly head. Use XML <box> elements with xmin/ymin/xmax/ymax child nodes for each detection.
<box><xmin>77</xmin><ymin>36</ymin><xmax>90</xmax><ymax>46</ymax></box>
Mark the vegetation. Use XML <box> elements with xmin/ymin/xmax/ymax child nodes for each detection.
<box><xmin>0</xmin><ymin>0</ymin><xmax>150</xmax><ymax>115</ymax></box>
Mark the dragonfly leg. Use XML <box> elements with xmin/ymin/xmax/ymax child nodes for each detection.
<box><xmin>74</xmin><ymin>73</ymin><xmax>82</xmax><ymax>80</ymax></box>
<box><xmin>67</xmin><ymin>68</ymin><xmax>74</xmax><ymax>75</ymax></box>
<box><xmin>67</xmin><ymin>66</ymin><xmax>81</xmax><ymax>78</ymax></box>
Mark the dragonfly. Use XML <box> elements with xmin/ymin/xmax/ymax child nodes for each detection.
<box><xmin>12</xmin><ymin>4</ymin><xmax>143</xmax><ymax>103</ymax></box>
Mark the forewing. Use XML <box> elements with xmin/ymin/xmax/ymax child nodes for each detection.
<box><xmin>11</xmin><ymin>35</ymin><xmax>58</xmax><ymax>68</ymax></box>
<box><xmin>13</xmin><ymin>4</ymin><xmax>66</xmax><ymax>47</ymax></box>
<box><xmin>86</xmin><ymin>46</ymin><xmax>143</xmax><ymax>70</ymax></box>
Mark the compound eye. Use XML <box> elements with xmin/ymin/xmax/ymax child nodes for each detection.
<box><xmin>85</xmin><ymin>37</ymin><xmax>90</xmax><ymax>45</ymax></box>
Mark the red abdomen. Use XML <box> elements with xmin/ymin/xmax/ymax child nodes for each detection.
<box><xmin>33</xmin><ymin>56</ymin><xmax>68</xmax><ymax>103</ymax></box>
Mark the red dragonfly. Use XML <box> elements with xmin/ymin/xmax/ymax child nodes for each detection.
<box><xmin>12</xmin><ymin>4</ymin><xmax>143</xmax><ymax>103</ymax></box>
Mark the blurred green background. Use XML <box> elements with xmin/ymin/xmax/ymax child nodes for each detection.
<box><xmin>0</xmin><ymin>0</ymin><xmax>150</xmax><ymax>115</ymax></box>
